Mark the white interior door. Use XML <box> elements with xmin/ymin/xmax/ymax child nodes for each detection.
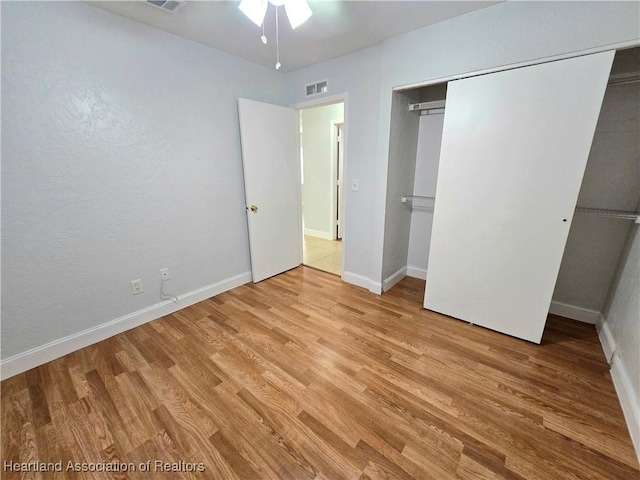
<box><xmin>424</xmin><ymin>51</ymin><xmax>614</xmax><ymax>343</ymax></box>
<box><xmin>238</xmin><ymin>98</ymin><xmax>302</xmax><ymax>282</ymax></box>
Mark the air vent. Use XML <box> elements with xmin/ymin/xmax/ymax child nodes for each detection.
<box><xmin>409</xmin><ymin>100</ymin><xmax>446</xmax><ymax>111</ymax></box>
<box><xmin>146</xmin><ymin>0</ymin><xmax>187</xmax><ymax>14</ymax></box>
<box><xmin>316</xmin><ymin>81</ymin><xmax>328</xmax><ymax>94</ymax></box>
<box><xmin>305</xmin><ymin>80</ymin><xmax>329</xmax><ymax>97</ymax></box>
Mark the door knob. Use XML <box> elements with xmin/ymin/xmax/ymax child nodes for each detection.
<box><xmin>249</xmin><ymin>204</ymin><xmax>258</xmax><ymax>213</ymax></box>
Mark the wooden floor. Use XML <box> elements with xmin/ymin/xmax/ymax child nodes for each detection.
<box><xmin>2</xmin><ymin>267</ymin><xmax>638</xmax><ymax>479</ymax></box>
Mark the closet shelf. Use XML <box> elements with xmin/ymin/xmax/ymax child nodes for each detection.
<box><xmin>401</xmin><ymin>200</ymin><xmax>639</xmax><ymax>222</ymax></box>
<box><xmin>401</xmin><ymin>195</ymin><xmax>436</xmax><ymax>211</ymax></box>
<box><xmin>575</xmin><ymin>207</ymin><xmax>640</xmax><ymax>223</ymax></box>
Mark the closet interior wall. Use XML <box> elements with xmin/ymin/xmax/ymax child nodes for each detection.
<box><xmin>553</xmin><ymin>47</ymin><xmax>640</xmax><ymax>316</ymax></box>
<box><xmin>406</xmin><ymin>84</ymin><xmax>447</xmax><ymax>279</ymax></box>
<box><xmin>381</xmin><ymin>83</ymin><xmax>447</xmax><ymax>288</ymax></box>
<box><xmin>381</xmin><ymin>89</ymin><xmax>421</xmax><ymax>290</ymax></box>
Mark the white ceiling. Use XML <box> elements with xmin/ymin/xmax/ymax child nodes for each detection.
<box><xmin>87</xmin><ymin>1</ymin><xmax>500</xmax><ymax>72</ymax></box>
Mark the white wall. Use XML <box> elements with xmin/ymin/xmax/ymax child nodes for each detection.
<box><xmin>287</xmin><ymin>46</ymin><xmax>383</xmax><ymax>290</ymax></box>
<box><xmin>288</xmin><ymin>1</ymin><xmax>640</xmax><ymax>291</ymax></box>
<box><xmin>301</xmin><ymin>102</ymin><xmax>344</xmax><ymax>239</ymax></box>
<box><xmin>406</xmin><ymin>113</ymin><xmax>444</xmax><ymax>279</ymax></box>
<box><xmin>1</xmin><ymin>2</ymin><xmax>289</xmax><ymax>363</ymax></box>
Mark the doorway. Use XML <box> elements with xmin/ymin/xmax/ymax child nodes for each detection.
<box><xmin>299</xmin><ymin>101</ymin><xmax>344</xmax><ymax>276</ymax></box>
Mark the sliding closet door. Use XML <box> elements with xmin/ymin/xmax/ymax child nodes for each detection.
<box><xmin>424</xmin><ymin>51</ymin><xmax>614</xmax><ymax>343</ymax></box>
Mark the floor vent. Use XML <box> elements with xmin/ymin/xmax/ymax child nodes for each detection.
<box><xmin>146</xmin><ymin>0</ymin><xmax>187</xmax><ymax>14</ymax></box>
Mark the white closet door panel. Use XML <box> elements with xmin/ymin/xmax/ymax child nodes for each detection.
<box><xmin>424</xmin><ymin>51</ymin><xmax>614</xmax><ymax>343</ymax></box>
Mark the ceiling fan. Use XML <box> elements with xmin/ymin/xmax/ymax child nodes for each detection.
<box><xmin>239</xmin><ymin>0</ymin><xmax>312</xmax><ymax>29</ymax></box>
<box><xmin>238</xmin><ymin>0</ymin><xmax>313</xmax><ymax>70</ymax></box>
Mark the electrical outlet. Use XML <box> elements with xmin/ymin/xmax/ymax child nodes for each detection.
<box><xmin>131</xmin><ymin>279</ymin><xmax>143</xmax><ymax>295</ymax></box>
<box><xmin>160</xmin><ymin>268</ymin><xmax>170</xmax><ymax>281</ymax></box>
<box><xmin>351</xmin><ymin>179</ymin><xmax>359</xmax><ymax>192</ymax></box>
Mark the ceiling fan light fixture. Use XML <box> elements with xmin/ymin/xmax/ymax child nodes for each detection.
<box><xmin>238</xmin><ymin>0</ymin><xmax>268</xmax><ymax>27</ymax></box>
<box><xmin>239</xmin><ymin>0</ymin><xmax>313</xmax><ymax>70</ymax></box>
<box><xmin>284</xmin><ymin>0</ymin><xmax>312</xmax><ymax>29</ymax></box>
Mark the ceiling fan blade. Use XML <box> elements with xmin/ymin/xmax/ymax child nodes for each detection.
<box><xmin>284</xmin><ymin>0</ymin><xmax>312</xmax><ymax>29</ymax></box>
<box><xmin>239</xmin><ymin>0</ymin><xmax>268</xmax><ymax>27</ymax></box>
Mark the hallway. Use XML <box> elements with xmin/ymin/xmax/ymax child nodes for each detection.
<box><xmin>302</xmin><ymin>235</ymin><xmax>342</xmax><ymax>276</ymax></box>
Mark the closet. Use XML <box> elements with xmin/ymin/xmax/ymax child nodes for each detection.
<box><xmin>382</xmin><ymin>47</ymin><xmax>640</xmax><ymax>344</ymax></box>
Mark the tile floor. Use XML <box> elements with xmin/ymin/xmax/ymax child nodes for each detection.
<box><xmin>302</xmin><ymin>235</ymin><xmax>342</xmax><ymax>276</ymax></box>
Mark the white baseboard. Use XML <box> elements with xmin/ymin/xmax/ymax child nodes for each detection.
<box><xmin>406</xmin><ymin>265</ymin><xmax>427</xmax><ymax>280</ymax></box>
<box><xmin>549</xmin><ymin>300</ymin><xmax>600</xmax><ymax>324</ymax></box>
<box><xmin>610</xmin><ymin>353</ymin><xmax>640</xmax><ymax>462</ymax></box>
<box><xmin>597</xmin><ymin>318</ymin><xmax>640</xmax><ymax>462</ymax></box>
<box><xmin>0</xmin><ymin>271</ymin><xmax>252</xmax><ymax>381</ymax></box>
<box><xmin>383</xmin><ymin>266</ymin><xmax>407</xmax><ymax>292</ymax></box>
<box><xmin>342</xmin><ymin>271</ymin><xmax>381</xmax><ymax>295</ymax></box>
<box><xmin>304</xmin><ymin>228</ymin><xmax>333</xmax><ymax>240</ymax></box>
<box><xmin>342</xmin><ymin>272</ymin><xmax>382</xmax><ymax>295</ymax></box>
<box><xmin>342</xmin><ymin>271</ymin><xmax>371</xmax><ymax>290</ymax></box>
<box><xmin>596</xmin><ymin>315</ymin><xmax>615</xmax><ymax>363</ymax></box>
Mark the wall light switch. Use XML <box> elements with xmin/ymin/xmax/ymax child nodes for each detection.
<box><xmin>351</xmin><ymin>179</ymin><xmax>359</xmax><ymax>192</ymax></box>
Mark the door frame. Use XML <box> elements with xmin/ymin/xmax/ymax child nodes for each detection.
<box><xmin>291</xmin><ymin>93</ymin><xmax>349</xmax><ymax>278</ymax></box>
<box><xmin>334</xmin><ymin>122</ymin><xmax>345</xmax><ymax>240</ymax></box>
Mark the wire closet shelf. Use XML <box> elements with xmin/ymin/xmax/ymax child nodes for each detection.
<box><xmin>575</xmin><ymin>207</ymin><xmax>640</xmax><ymax>222</ymax></box>
<box><xmin>401</xmin><ymin>195</ymin><xmax>435</xmax><ymax>212</ymax></box>
<box><xmin>401</xmin><ymin>196</ymin><xmax>639</xmax><ymax>223</ymax></box>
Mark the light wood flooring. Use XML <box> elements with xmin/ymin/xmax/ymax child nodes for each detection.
<box><xmin>2</xmin><ymin>267</ymin><xmax>638</xmax><ymax>479</ymax></box>
<box><xmin>303</xmin><ymin>235</ymin><xmax>341</xmax><ymax>276</ymax></box>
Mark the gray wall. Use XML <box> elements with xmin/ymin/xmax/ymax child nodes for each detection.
<box><xmin>2</xmin><ymin>0</ymin><xmax>639</xmax><ymax>385</ymax></box>
<box><xmin>1</xmin><ymin>2</ymin><xmax>289</xmax><ymax>359</ymax></box>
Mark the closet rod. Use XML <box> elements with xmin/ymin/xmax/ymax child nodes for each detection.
<box><xmin>575</xmin><ymin>207</ymin><xmax>640</xmax><ymax>223</ymax></box>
